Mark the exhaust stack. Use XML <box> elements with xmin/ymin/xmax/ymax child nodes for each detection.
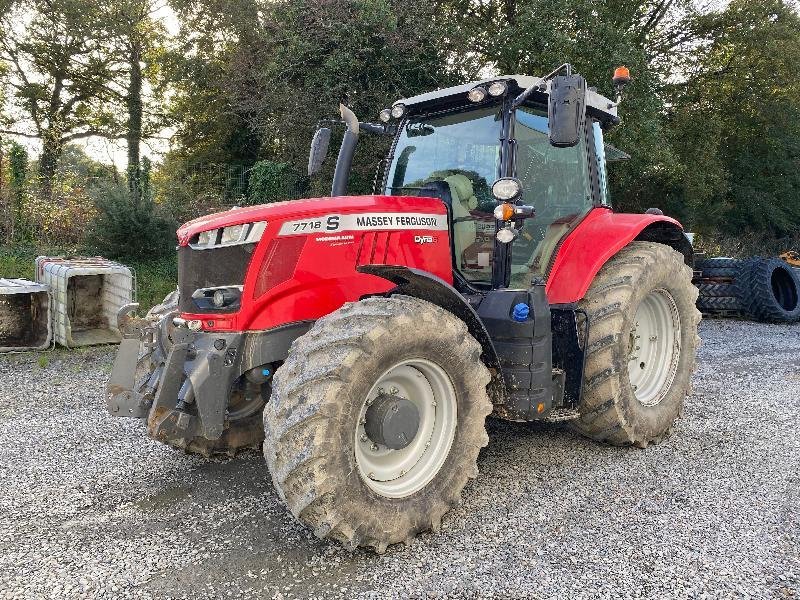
<box><xmin>331</xmin><ymin>103</ymin><xmax>360</xmax><ymax>197</ymax></box>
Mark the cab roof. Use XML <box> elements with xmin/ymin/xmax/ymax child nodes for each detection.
<box><xmin>392</xmin><ymin>74</ymin><xmax>619</xmax><ymax>125</ymax></box>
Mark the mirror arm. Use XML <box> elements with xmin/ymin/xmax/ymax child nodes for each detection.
<box><xmin>512</xmin><ymin>63</ymin><xmax>575</xmax><ymax>109</ymax></box>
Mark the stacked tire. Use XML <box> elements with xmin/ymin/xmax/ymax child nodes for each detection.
<box><xmin>694</xmin><ymin>257</ymin><xmax>800</xmax><ymax>323</ymax></box>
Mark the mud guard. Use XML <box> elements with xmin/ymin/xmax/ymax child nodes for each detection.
<box><xmin>546</xmin><ymin>207</ymin><xmax>692</xmax><ymax>305</ymax></box>
<box><xmin>357</xmin><ymin>265</ymin><xmax>503</xmax><ymax>380</ymax></box>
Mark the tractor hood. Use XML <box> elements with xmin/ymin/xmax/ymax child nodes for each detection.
<box><xmin>176</xmin><ymin>195</ymin><xmax>447</xmax><ymax>246</ymax></box>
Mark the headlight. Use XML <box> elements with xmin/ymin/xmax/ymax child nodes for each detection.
<box><xmin>390</xmin><ymin>104</ymin><xmax>406</xmax><ymax>119</ymax></box>
<box><xmin>491</xmin><ymin>178</ymin><xmax>523</xmax><ymax>202</ymax></box>
<box><xmin>191</xmin><ymin>221</ymin><xmax>266</xmax><ymax>249</ymax></box>
<box><xmin>496</xmin><ymin>227</ymin><xmax>517</xmax><ymax>243</ymax></box>
<box><xmin>197</xmin><ymin>229</ymin><xmax>219</xmax><ymax>246</ymax></box>
<box><xmin>212</xmin><ymin>289</ymin><xmax>227</xmax><ymax>307</ymax></box>
<box><xmin>379</xmin><ymin>108</ymin><xmax>392</xmax><ymax>123</ymax></box>
<box><xmin>467</xmin><ymin>87</ymin><xmax>487</xmax><ymax>103</ymax></box>
<box><xmin>487</xmin><ymin>81</ymin><xmax>508</xmax><ymax>97</ymax></box>
<box><xmin>192</xmin><ymin>286</ymin><xmax>243</xmax><ymax>310</ymax></box>
<box><xmin>221</xmin><ymin>224</ymin><xmax>245</xmax><ymax>244</ymax></box>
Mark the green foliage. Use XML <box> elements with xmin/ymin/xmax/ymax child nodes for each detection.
<box><xmin>132</xmin><ymin>254</ymin><xmax>178</xmax><ymax>312</ymax></box>
<box><xmin>8</xmin><ymin>142</ymin><xmax>27</xmax><ymax>236</ymax></box>
<box><xmin>247</xmin><ymin>161</ymin><xmax>307</xmax><ymax>204</ymax></box>
<box><xmin>87</xmin><ymin>181</ymin><xmax>176</xmax><ymax>261</ymax></box>
<box><xmin>667</xmin><ymin>0</ymin><xmax>800</xmax><ymax>238</ymax></box>
<box><xmin>8</xmin><ymin>141</ymin><xmax>26</xmax><ymax>189</ymax></box>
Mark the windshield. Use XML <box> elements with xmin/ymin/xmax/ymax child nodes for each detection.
<box><xmin>385</xmin><ymin>106</ymin><xmax>503</xmax><ymax>284</ymax></box>
<box><xmin>509</xmin><ymin>105</ymin><xmax>593</xmax><ymax>288</ymax></box>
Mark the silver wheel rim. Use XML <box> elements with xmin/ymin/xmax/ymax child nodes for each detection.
<box><xmin>354</xmin><ymin>359</ymin><xmax>457</xmax><ymax>499</ymax></box>
<box><xmin>628</xmin><ymin>289</ymin><xmax>682</xmax><ymax>406</ymax></box>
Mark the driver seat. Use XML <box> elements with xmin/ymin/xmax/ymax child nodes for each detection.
<box><xmin>443</xmin><ymin>174</ymin><xmax>478</xmax><ymax>262</ymax></box>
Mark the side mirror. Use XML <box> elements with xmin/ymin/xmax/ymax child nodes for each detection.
<box><xmin>308</xmin><ymin>127</ymin><xmax>331</xmax><ymax>176</ymax></box>
<box><xmin>548</xmin><ymin>74</ymin><xmax>586</xmax><ymax>148</ymax></box>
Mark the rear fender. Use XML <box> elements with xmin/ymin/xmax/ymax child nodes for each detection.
<box><xmin>357</xmin><ymin>265</ymin><xmax>504</xmax><ymax>384</ymax></box>
<box><xmin>546</xmin><ymin>207</ymin><xmax>691</xmax><ymax>305</ymax></box>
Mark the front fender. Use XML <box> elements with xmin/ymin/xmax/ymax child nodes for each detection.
<box><xmin>357</xmin><ymin>265</ymin><xmax>503</xmax><ymax>378</ymax></box>
<box><xmin>546</xmin><ymin>207</ymin><xmax>689</xmax><ymax>305</ymax></box>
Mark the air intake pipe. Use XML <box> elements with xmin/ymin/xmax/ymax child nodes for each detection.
<box><xmin>331</xmin><ymin>103</ymin><xmax>360</xmax><ymax>197</ymax></box>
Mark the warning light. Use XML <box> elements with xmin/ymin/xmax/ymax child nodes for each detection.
<box><xmin>613</xmin><ymin>66</ymin><xmax>631</xmax><ymax>86</ymax></box>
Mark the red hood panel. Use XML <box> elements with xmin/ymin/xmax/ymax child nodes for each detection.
<box><xmin>176</xmin><ymin>195</ymin><xmax>445</xmax><ymax>245</ymax></box>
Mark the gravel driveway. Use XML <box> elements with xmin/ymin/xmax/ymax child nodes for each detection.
<box><xmin>1</xmin><ymin>319</ymin><xmax>798</xmax><ymax>599</ymax></box>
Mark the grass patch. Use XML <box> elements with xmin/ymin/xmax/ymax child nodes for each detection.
<box><xmin>0</xmin><ymin>246</ymin><xmax>177</xmax><ymax>313</ymax></box>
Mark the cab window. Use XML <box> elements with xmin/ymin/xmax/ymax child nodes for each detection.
<box><xmin>509</xmin><ymin>105</ymin><xmax>593</xmax><ymax>288</ymax></box>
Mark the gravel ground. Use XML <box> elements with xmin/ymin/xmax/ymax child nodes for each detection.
<box><xmin>0</xmin><ymin>319</ymin><xmax>798</xmax><ymax>599</ymax></box>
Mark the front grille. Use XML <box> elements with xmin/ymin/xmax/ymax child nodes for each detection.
<box><xmin>178</xmin><ymin>244</ymin><xmax>256</xmax><ymax>313</ymax></box>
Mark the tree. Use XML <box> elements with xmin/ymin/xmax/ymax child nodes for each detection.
<box><xmin>668</xmin><ymin>0</ymin><xmax>800</xmax><ymax>239</ymax></box>
<box><xmin>7</xmin><ymin>141</ymin><xmax>26</xmax><ymax>241</ymax></box>
<box><xmin>102</xmin><ymin>1</ymin><xmax>169</xmax><ymax>202</ymax></box>
<box><xmin>228</xmin><ymin>0</ymin><xmax>476</xmax><ymax>193</ymax></box>
<box><xmin>0</xmin><ymin>0</ymin><xmax>123</xmax><ymax>198</ymax></box>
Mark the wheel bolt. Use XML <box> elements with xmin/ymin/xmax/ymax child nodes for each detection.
<box><xmin>360</xmin><ymin>434</ymin><xmax>367</xmax><ymax>442</ymax></box>
<box><xmin>366</xmin><ymin>398</ymin><xmax>373</xmax><ymax>406</ymax></box>
<box><xmin>390</xmin><ymin>386</ymin><xmax>399</xmax><ymax>395</ymax></box>
<box><xmin>371</xmin><ymin>443</ymin><xmax>379</xmax><ymax>451</ymax></box>
<box><xmin>431</xmin><ymin>401</ymin><xmax>437</xmax><ymax>407</ymax></box>
<box><xmin>377</xmin><ymin>387</ymin><xmax>384</xmax><ymax>394</ymax></box>
<box><xmin>368</xmin><ymin>472</ymin><xmax>376</xmax><ymax>480</ymax></box>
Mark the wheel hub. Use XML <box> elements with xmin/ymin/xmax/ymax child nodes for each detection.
<box><xmin>354</xmin><ymin>360</ymin><xmax>458</xmax><ymax>499</ymax></box>
<box><xmin>364</xmin><ymin>393</ymin><xmax>420</xmax><ymax>450</ymax></box>
<box><xmin>627</xmin><ymin>288</ymin><xmax>681</xmax><ymax>406</ymax></box>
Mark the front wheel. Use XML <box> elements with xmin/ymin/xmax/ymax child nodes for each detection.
<box><xmin>263</xmin><ymin>296</ymin><xmax>492</xmax><ymax>552</ymax></box>
<box><xmin>572</xmin><ymin>242</ymin><xmax>701</xmax><ymax>447</ymax></box>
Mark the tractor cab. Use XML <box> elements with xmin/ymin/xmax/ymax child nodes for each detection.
<box><xmin>313</xmin><ymin>66</ymin><xmax>628</xmax><ymax>293</ymax></box>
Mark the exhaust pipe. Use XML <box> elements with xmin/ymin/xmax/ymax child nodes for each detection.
<box><xmin>331</xmin><ymin>103</ymin><xmax>360</xmax><ymax>197</ymax></box>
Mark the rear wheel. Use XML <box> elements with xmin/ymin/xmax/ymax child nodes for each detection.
<box><xmin>263</xmin><ymin>295</ymin><xmax>492</xmax><ymax>552</ymax></box>
<box><xmin>572</xmin><ymin>242</ymin><xmax>701</xmax><ymax>447</ymax></box>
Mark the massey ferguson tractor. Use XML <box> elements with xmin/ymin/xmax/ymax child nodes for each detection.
<box><xmin>107</xmin><ymin>65</ymin><xmax>700</xmax><ymax>552</ymax></box>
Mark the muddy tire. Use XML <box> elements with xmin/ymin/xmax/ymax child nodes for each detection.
<box><xmin>263</xmin><ymin>295</ymin><xmax>492</xmax><ymax>552</ymax></box>
<box><xmin>571</xmin><ymin>242</ymin><xmax>701</xmax><ymax>447</ymax></box>
<box><xmin>140</xmin><ymin>290</ymin><xmax>264</xmax><ymax>457</ymax></box>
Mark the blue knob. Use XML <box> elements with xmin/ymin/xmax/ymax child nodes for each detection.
<box><xmin>262</xmin><ymin>368</ymin><xmax>271</xmax><ymax>377</ymax></box>
<box><xmin>512</xmin><ymin>303</ymin><xmax>530</xmax><ymax>322</ymax></box>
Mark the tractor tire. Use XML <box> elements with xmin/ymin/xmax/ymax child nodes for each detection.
<box><xmin>263</xmin><ymin>295</ymin><xmax>492</xmax><ymax>552</ymax></box>
<box><xmin>696</xmin><ymin>295</ymin><xmax>742</xmax><ymax>314</ymax></box>
<box><xmin>695</xmin><ymin>257</ymin><xmax>743</xmax><ymax>279</ymax></box>
<box><xmin>736</xmin><ymin>257</ymin><xmax>800</xmax><ymax>323</ymax></box>
<box><xmin>140</xmin><ymin>290</ymin><xmax>265</xmax><ymax>457</ymax></box>
<box><xmin>695</xmin><ymin>281</ymin><xmax>738</xmax><ymax>297</ymax></box>
<box><xmin>572</xmin><ymin>242</ymin><xmax>701</xmax><ymax>448</ymax></box>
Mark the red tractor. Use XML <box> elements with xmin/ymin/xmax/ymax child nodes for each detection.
<box><xmin>107</xmin><ymin>65</ymin><xmax>700</xmax><ymax>552</ymax></box>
